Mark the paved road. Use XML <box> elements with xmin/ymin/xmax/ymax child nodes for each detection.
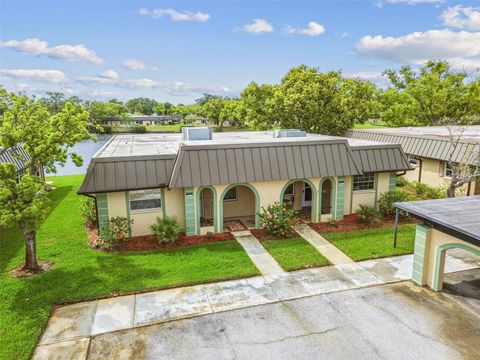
<box><xmin>87</xmin><ymin>272</ymin><xmax>480</xmax><ymax>360</ymax></box>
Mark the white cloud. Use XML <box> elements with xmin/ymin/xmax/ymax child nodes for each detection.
<box><xmin>441</xmin><ymin>6</ymin><xmax>480</xmax><ymax>31</ymax></box>
<box><xmin>77</xmin><ymin>76</ymin><xmax>115</xmax><ymax>85</ymax></box>
<box><xmin>166</xmin><ymin>81</ymin><xmax>231</xmax><ymax>96</ymax></box>
<box><xmin>120</xmin><ymin>79</ymin><xmax>158</xmax><ymax>88</ymax></box>
<box><xmin>121</xmin><ymin>59</ymin><xmax>158</xmax><ymax>71</ymax></box>
<box><xmin>238</xmin><ymin>19</ymin><xmax>274</xmax><ymax>34</ymax></box>
<box><xmin>99</xmin><ymin>69</ymin><xmax>119</xmax><ymax>80</ymax></box>
<box><xmin>446</xmin><ymin>57</ymin><xmax>480</xmax><ymax>72</ymax></box>
<box><xmin>285</xmin><ymin>21</ymin><xmax>325</xmax><ymax>37</ymax></box>
<box><xmin>0</xmin><ymin>38</ymin><xmax>103</xmax><ymax>64</ymax></box>
<box><xmin>139</xmin><ymin>8</ymin><xmax>210</xmax><ymax>22</ymax></box>
<box><xmin>385</xmin><ymin>0</ymin><xmax>444</xmax><ymax>4</ymax></box>
<box><xmin>345</xmin><ymin>71</ymin><xmax>387</xmax><ymax>82</ymax></box>
<box><xmin>0</xmin><ymin>69</ymin><xmax>69</xmax><ymax>83</ymax></box>
<box><xmin>356</xmin><ymin>29</ymin><xmax>480</xmax><ymax>63</ymax></box>
<box><xmin>335</xmin><ymin>32</ymin><xmax>349</xmax><ymax>39</ymax></box>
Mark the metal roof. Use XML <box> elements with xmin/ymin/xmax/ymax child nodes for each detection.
<box><xmin>347</xmin><ymin>128</ymin><xmax>480</xmax><ymax>164</ymax></box>
<box><xmin>169</xmin><ymin>140</ymin><xmax>361</xmax><ymax>188</ymax></box>
<box><xmin>78</xmin><ymin>131</ymin><xmax>411</xmax><ymax>194</ymax></box>
<box><xmin>0</xmin><ymin>146</ymin><xmax>31</xmax><ymax>172</ymax></box>
<box><xmin>394</xmin><ymin>196</ymin><xmax>480</xmax><ymax>246</ymax></box>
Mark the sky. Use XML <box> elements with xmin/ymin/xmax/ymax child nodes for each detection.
<box><xmin>1</xmin><ymin>0</ymin><xmax>480</xmax><ymax>103</ymax></box>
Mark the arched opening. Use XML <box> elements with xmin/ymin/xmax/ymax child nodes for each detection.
<box><xmin>281</xmin><ymin>180</ymin><xmax>316</xmax><ymax>222</ymax></box>
<box><xmin>221</xmin><ymin>184</ymin><xmax>259</xmax><ymax>232</ymax></box>
<box><xmin>321</xmin><ymin>179</ymin><xmax>333</xmax><ymax>215</ymax></box>
<box><xmin>197</xmin><ymin>187</ymin><xmax>216</xmax><ymax>234</ymax></box>
<box><xmin>433</xmin><ymin>243</ymin><xmax>480</xmax><ymax>292</ymax></box>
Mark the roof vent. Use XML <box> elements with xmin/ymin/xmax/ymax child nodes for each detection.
<box><xmin>273</xmin><ymin>129</ymin><xmax>307</xmax><ymax>138</ymax></box>
<box><xmin>182</xmin><ymin>127</ymin><xmax>212</xmax><ymax>141</ymax></box>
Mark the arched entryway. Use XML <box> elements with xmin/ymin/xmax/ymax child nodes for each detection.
<box><xmin>220</xmin><ymin>184</ymin><xmax>260</xmax><ymax>232</ymax></box>
<box><xmin>197</xmin><ymin>186</ymin><xmax>217</xmax><ymax>234</ymax></box>
<box><xmin>432</xmin><ymin>243</ymin><xmax>480</xmax><ymax>291</ymax></box>
<box><xmin>320</xmin><ymin>178</ymin><xmax>334</xmax><ymax>217</ymax></box>
<box><xmin>280</xmin><ymin>180</ymin><xmax>317</xmax><ymax>222</ymax></box>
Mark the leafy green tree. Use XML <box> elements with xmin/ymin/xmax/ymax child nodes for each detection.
<box><xmin>125</xmin><ymin>97</ymin><xmax>157</xmax><ymax>115</ymax></box>
<box><xmin>195</xmin><ymin>93</ymin><xmax>222</xmax><ymax>106</ymax></box>
<box><xmin>154</xmin><ymin>102</ymin><xmax>165</xmax><ymax>115</ymax></box>
<box><xmin>219</xmin><ymin>99</ymin><xmax>243</xmax><ymax>127</ymax></box>
<box><xmin>381</xmin><ymin>61</ymin><xmax>480</xmax><ymax>126</ymax></box>
<box><xmin>0</xmin><ymin>89</ymin><xmax>92</xmax><ymax>271</ymax></box>
<box><xmin>164</xmin><ymin>102</ymin><xmax>174</xmax><ymax>115</ymax></box>
<box><xmin>199</xmin><ymin>98</ymin><xmax>225</xmax><ymax>126</ymax></box>
<box><xmin>240</xmin><ymin>82</ymin><xmax>277</xmax><ymax>130</ymax></box>
<box><xmin>40</xmin><ymin>92</ymin><xmax>66</xmax><ymax>114</ymax></box>
<box><xmin>88</xmin><ymin>100</ymin><xmax>129</xmax><ymax>122</ymax></box>
<box><xmin>274</xmin><ymin>65</ymin><xmax>375</xmax><ymax>135</ymax></box>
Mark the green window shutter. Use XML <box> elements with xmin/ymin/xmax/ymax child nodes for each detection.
<box><xmin>412</xmin><ymin>225</ymin><xmax>428</xmax><ymax>285</ymax></box>
<box><xmin>184</xmin><ymin>188</ymin><xmax>196</xmax><ymax>236</ymax></box>
<box><xmin>389</xmin><ymin>172</ymin><xmax>397</xmax><ymax>192</ymax></box>
<box><xmin>335</xmin><ymin>177</ymin><xmax>345</xmax><ymax>220</ymax></box>
<box><xmin>96</xmin><ymin>194</ymin><xmax>109</xmax><ymax>230</ymax></box>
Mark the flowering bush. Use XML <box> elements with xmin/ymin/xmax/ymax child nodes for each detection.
<box><xmin>258</xmin><ymin>202</ymin><xmax>298</xmax><ymax>238</ymax></box>
<box><xmin>97</xmin><ymin>216</ymin><xmax>133</xmax><ymax>249</ymax></box>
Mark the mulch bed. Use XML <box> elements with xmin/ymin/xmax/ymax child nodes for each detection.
<box><xmin>86</xmin><ymin>223</ymin><xmax>235</xmax><ymax>252</ymax></box>
<box><xmin>250</xmin><ymin>228</ymin><xmax>298</xmax><ymax>241</ymax></box>
<box><xmin>10</xmin><ymin>260</ymin><xmax>54</xmax><ymax>278</ymax></box>
<box><xmin>309</xmin><ymin>214</ymin><xmax>415</xmax><ymax>233</ymax></box>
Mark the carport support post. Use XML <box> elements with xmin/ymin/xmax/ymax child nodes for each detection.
<box><xmin>393</xmin><ymin>208</ymin><xmax>399</xmax><ymax>248</ymax></box>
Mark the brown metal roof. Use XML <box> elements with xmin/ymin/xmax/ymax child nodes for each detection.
<box><xmin>169</xmin><ymin>140</ymin><xmax>361</xmax><ymax>188</ymax></box>
<box><xmin>347</xmin><ymin>129</ymin><xmax>480</xmax><ymax>164</ymax></box>
<box><xmin>350</xmin><ymin>144</ymin><xmax>411</xmax><ymax>173</ymax></box>
<box><xmin>0</xmin><ymin>146</ymin><xmax>31</xmax><ymax>172</ymax></box>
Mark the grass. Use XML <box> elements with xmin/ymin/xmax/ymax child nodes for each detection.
<box><xmin>321</xmin><ymin>224</ymin><xmax>416</xmax><ymax>261</ymax></box>
<box><xmin>262</xmin><ymin>237</ymin><xmax>330</xmax><ymax>271</ymax></box>
<box><xmin>353</xmin><ymin>122</ymin><xmax>390</xmax><ymax>129</ymax></box>
<box><xmin>0</xmin><ymin>175</ymin><xmax>259</xmax><ymax>360</ymax></box>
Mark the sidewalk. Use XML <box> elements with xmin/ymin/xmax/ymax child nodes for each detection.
<box><xmin>33</xmin><ymin>252</ymin><xmax>479</xmax><ymax>359</ymax></box>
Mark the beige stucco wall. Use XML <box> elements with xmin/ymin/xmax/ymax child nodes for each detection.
<box><xmin>420</xmin><ymin>158</ymin><xmax>444</xmax><ymax>187</ymax></box>
<box><xmin>350</xmin><ymin>172</ymin><xmax>390</xmax><ymax>213</ymax></box>
<box><xmin>404</xmin><ymin>165</ymin><xmax>420</xmax><ymax>182</ymax></box>
<box><xmin>223</xmin><ymin>185</ymin><xmax>255</xmax><ymax>218</ymax></box>
<box><xmin>105</xmin><ymin>188</ymin><xmax>184</xmax><ymax>237</ymax></box>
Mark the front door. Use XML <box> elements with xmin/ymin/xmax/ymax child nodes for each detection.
<box><xmin>302</xmin><ymin>183</ymin><xmax>312</xmax><ymax>207</ymax></box>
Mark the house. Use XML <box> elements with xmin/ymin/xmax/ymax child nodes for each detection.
<box><xmin>0</xmin><ymin>146</ymin><xmax>45</xmax><ymax>181</ymax></box>
<box><xmin>78</xmin><ymin>128</ymin><xmax>411</xmax><ymax>237</ymax></box>
<box><xmin>100</xmin><ymin>115</ymin><xmax>182</xmax><ymax>127</ymax></box>
<box><xmin>347</xmin><ymin>126</ymin><xmax>480</xmax><ymax>196</ymax></box>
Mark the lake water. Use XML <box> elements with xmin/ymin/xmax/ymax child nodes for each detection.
<box><xmin>50</xmin><ymin>134</ymin><xmax>113</xmax><ymax>176</ymax></box>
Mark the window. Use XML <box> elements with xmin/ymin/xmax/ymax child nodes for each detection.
<box><xmin>444</xmin><ymin>162</ymin><xmax>453</xmax><ymax>178</ymax></box>
<box><xmin>129</xmin><ymin>189</ymin><xmax>162</xmax><ymax>211</ymax></box>
<box><xmin>408</xmin><ymin>155</ymin><xmax>419</xmax><ymax>167</ymax></box>
<box><xmin>223</xmin><ymin>187</ymin><xmax>237</xmax><ymax>201</ymax></box>
<box><xmin>353</xmin><ymin>173</ymin><xmax>375</xmax><ymax>191</ymax></box>
<box><xmin>284</xmin><ymin>183</ymin><xmax>294</xmax><ymax>196</ymax></box>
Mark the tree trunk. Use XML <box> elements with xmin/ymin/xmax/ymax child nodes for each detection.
<box><xmin>21</xmin><ymin>224</ymin><xmax>40</xmax><ymax>271</ymax></box>
<box><xmin>446</xmin><ymin>184</ymin><xmax>456</xmax><ymax>198</ymax></box>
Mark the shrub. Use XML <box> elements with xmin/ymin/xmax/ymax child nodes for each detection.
<box><xmin>378</xmin><ymin>190</ymin><xmax>409</xmax><ymax>218</ymax></box>
<box><xmin>80</xmin><ymin>197</ymin><xmax>97</xmax><ymax>224</ymax></box>
<box><xmin>130</xmin><ymin>124</ymin><xmax>146</xmax><ymax>133</ymax></box>
<box><xmin>259</xmin><ymin>202</ymin><xmax>298</xmax><ymax>238</ymax></box>
<box><xmin>150</xmin><ymin>216</ymin><xmax>181</xmax><ymax>243</ymax></box>
<box><xmin>396</xmin><ymin>176</ymin><xmax>408</xmax><ymax>187</ymax></box>
<box><xmin>357</xmin><ymin>204</ymin><xmax>381</xmax><ymax>224</ymax></box>
<box><xmin>97</xmin><ymin>216</ymin><xmax>133</xmax><ymax>249</ymax></box>
<box><xmin>409</xmin><ymin>182</ymin><xmax>446</xmax><ymax>200</ymax></box>
<box><xmin>101</xmin><ymin>125</ymin><xmax>112</xmax><ymax>134</ymax></box>
<box><xmin>328</xmin><ymin>218</ymin><xmax>339</xmax><ymax>227</ymax></box>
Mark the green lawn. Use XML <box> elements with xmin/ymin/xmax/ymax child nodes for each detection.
<box><xmin>0</xmin><ymin>175</ymin><xmax>259</xmax><ymax>360</ymax></box>
<box><xmin>146</xmin><ymin>123</ymin><xmax>186</xmax><ymax>132</ymax></box>
<box><xmin>353</xmin><ymin>122</ymin><xmax>389</xmax><ymax>129</ymax></box>
<box><xmin>262</xmin><ymin>237</ymin><xmax>330</xmax><ymax>271</ymax></box>
<box><xmin>321</xmin><ymin>224</ymin><xmax>416</xmax><ymax>261</ymax></box>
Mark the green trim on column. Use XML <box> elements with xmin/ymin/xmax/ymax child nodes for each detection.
<box><xmin>96</xmin><ymin>193</ymin><xmax>109</xmax><ymax>231</ymax></box>
<box><xmin>219</xmin><ymin>183</ymin><xmax>260</xmax><ymax>232</ymax></box>
<box><xmin>389</xmin><ymin>172</ymin><xmax>397</xmax><ymax>192</ymax></box>
<box><xmin>412</xmin><ymin>224</ymin><xmax>428</xmax><ymax>285</ymax></box>
<box><xmin>196</xmin><ymin>186</ymin><xmax>218</xmax><ymax>234</ymax></box>
<box><xmin>279</xmin><ymin>179</ymin><xmax>318</xmax><ymax>222</ymax></box>
<box><xmin>124</xmin><ymin>191</ymin><xmax>132</xmax><ymax>237</ymax></box>
<box><xmin>348</xmin><ymin>176</ymin><xmax>354</xmax><ymax>214</ymax></box>
<box><xmin>374</xmin><ymin>173</ymin><xmax>380</xmax><ymax>209</ymax></box>
<box><xmin>184</xmin><ymin>187</ymin><xmax>196</xmax><ymax>236</ymax></box>
<box><xmin>432</xmin><ymin>242</ymin><xmax>480</xmax><ymax>291</ymax></box>
<box><xmin>335</xmin><ymin>177</ymin><xmax>345</xmax><ymax>220</ymax></box>
<box><xmin>319</xmin><ymin>177</ymin><xmax>336</xmax><ymax>221</ymax></box>
<box><xmin>161</xmin><ymin>188</ymin><xmax>166</xmax><ymax>219</ymax></box>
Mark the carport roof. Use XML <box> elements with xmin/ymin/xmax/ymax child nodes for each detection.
<box><xmin>394</xmin><ymin>196</ymin><xmax>480</xmax><ymax>246</ymax></box>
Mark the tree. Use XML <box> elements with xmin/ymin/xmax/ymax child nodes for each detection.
<box><xmin>199</xmin><ymin>98</ymin><xmax>225</xmax><ymax>126</ymax></box>
<box><xmin>125</xmin><ymin>97</ymin><xmax>157</xmax><ymax>115</ymax></box>
<box><xmin>88</xmin><ymin>100</ymin><xmax>128</xmax><ymax>122</ymax></box>
<box><xmin>154</xmin><ymin>102</ymin><xmax>165</xmax><ymax>115</ymax></box>
<box><xmin>219</xmin><ymin>99</ymin><xmax>243</xmax><ymax>127</ymax></box>
<box><xmin>274</xmin><ymin>65</ymin><xmax>376</xmax><ymax>136</ymax></box>
<box><xmin>240</xmin><ymin>82</ymin><xmax>277</xmax><ymax>130</ymax></box>
<box><xmin>381</xmin><ymin>61</ymin><xmax>480</xmax><ymax>127</ymax></box>
<box><xmin>0</xmin><ymin>89</ymin><xmax>92</xmax><ymax>271</ymax></box>
<box><xmin>195</xmin><ymin>93</ymin><xmax>222</xmax><ymax>106</ymax></box>
<box><xmin>40</xmin><ymin>92</ymin><xmax>66</xmax><ymax>114</ymax></box>
<box><xmin>164</xmin><ymin>102</ymin><xmax>174</xmax><ymax>115</ymax></box>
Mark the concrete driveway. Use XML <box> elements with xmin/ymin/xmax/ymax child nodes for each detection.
<box><xmin>87</xmin><ymin>272</ymin><xmax>480</xmax><ymax>360</ymax></box>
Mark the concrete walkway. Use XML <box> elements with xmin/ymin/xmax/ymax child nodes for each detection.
<box><xmin>33</xmin><ymin>252</ymin><xmax>480</xmax><ymax>359</ymax></box>
<box><xmin>294</xmin><ymin>224</ymin><xmax>353</xmax><ymax>265</ymax></box>
<box><xmin>232</xmin><ymin>230</ymin><xmax>284</xmax><ymax>276</ymax></box>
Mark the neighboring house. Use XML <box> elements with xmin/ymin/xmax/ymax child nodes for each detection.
<box><xmin>100</xmin><ymin>115</ymin><xmax>182</xmax><ymax>127</ymax></box>
<box><xmin>78</xmin><ymin>128</ymin><xmax>411</xmax><ymax>237</ymax></box>
<box><xmin>0</xmin><ymin>146</ymin><xmax>45</xmax><ymax>180</ymax></box>
<box><xmin>347</xmin><ymin>127</ymin><xmax>480</xmax><ymax>196</ymax></box>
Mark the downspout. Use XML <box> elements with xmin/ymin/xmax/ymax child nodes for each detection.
<box><xmin>418</xmin><ymin>159</ymin><xmax>423</xmax><ymax>183</ymax></box>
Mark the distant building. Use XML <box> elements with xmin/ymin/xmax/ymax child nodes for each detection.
<box><xmin>347</xmin><ymin>126</ymin><xmax>480</xmax><ymax>196</ymax></box>
<box><xmin>0</xmin><ymin>146</ymin><xmax>45</xmax><ymax>181</ymax></box>
<box><xmin>99</xmin><ymin>115</ymin><xmax>182</xmax><ymax>127</ymax></box>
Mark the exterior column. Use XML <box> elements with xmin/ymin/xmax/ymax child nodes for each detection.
<box><xmin>335</xmin><ymin>177</ymin><xmax>345</xmax><ymax>220</ymax></box>
<box><xmin>389</xmin><ymin>172</ymin><xmax>397</xmax><ymax>192</ymax></box>
<box><xmin>184</xmin><ymin>188</ymin><xmax>196</xmax><ymax>236</ymax></box>
<box><xmin>96</xmin><ymin>194</ymin><xmax>109</xmax><ymax>231</ymax></box>
<box><xmin>412</xmin><ymin>224</ymin><xmax>429</xmax><ymax>286</ymax></box>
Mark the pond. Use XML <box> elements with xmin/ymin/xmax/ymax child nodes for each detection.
<box><xmin>49</xmin><ymin>134</ymin><xmax>113</xmax><ymax>176</ymax></box>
